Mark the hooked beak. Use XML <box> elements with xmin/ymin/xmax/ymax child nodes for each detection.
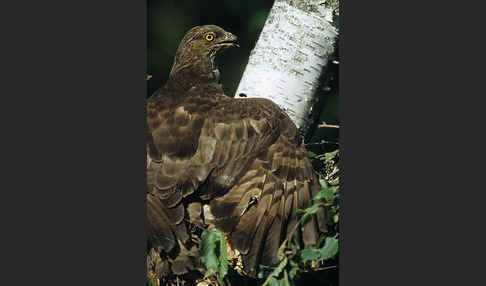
<box><xmin>216</xmin><ymin>33</ymin><xmax>239</xmax><ymax>48</ymax></box>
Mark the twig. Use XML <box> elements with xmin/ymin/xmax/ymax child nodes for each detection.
<box><xmin>318</xmin><ymin>122</ymin><xmax>340</xmax><ymax>129</ymax></box>
<box><xmin>309</xmin><ymin>265</ymin><xmax>337</xmax><ymax>271</ymax></box>
<box><xmin>305</xmin><ymin>140</ymin><xmax>339</xmax><ymax>146</ymax></box>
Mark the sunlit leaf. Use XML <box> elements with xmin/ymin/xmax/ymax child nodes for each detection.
<box><xmin>333</xmin><ymin>214</ymin><xmax>339</xmax><ymax>223</ymax></box>
<box><xmin>282</xmin><ymin>269</ymin><xmax>291</xmax><ymax>286</ymax></box>
<box><xmin>324</xmin><ymin>150</ymin><xmax>339</xmax><ymax>165</ymax></box>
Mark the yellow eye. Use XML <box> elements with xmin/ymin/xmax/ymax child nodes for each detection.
<box><xmin>205</xmin><ymin>34</ymin><xmax>214</xmax><ymax>41</ymax></box>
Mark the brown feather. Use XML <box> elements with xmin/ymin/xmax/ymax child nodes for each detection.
<box><xmin>146</xmin><ymin>25</ymin><xmax>326</xmax><ymax>279</ymax></box>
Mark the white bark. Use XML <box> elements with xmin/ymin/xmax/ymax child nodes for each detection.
<box><xmin>235</xmin><ymin>0</ymin><xmax>338</xmax><ymax>129</ymax></box>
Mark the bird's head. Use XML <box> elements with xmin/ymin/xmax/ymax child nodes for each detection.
<box><xmin>169</xmin><ymin>25</ymin><xmax>239</xmax><ymax>89</ymax></box>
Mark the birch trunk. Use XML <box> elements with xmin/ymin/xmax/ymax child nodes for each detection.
<box><xmin>235</xmin><ymin>0</ymin><xmax>339</xmax><ymax>129</ymax></box>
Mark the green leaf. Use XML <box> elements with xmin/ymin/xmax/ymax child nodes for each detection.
<box><xmin>319</xmin><ymin>178</ymin><xmax>328</xmax><ymax>189</ymax></box>
<box><xmin>200</xmin><ymin>229</ymin><xmax>229</xmax><ymax>285</ymax></box>
<box><xmin>288</xmin><ymin>260</ymin><xmax>299</xmax><ymax>280</ymax></box>
<box><xmin>315</xmin><ymin>183</ymin><xmax>338</xmax><ymax>202</ymax></box>
<box><xmin>322</xmin><ymin>187</ymin><xmax>336</xmax><ymax>202</ymax></box>
<box><xmin>305</xmin><ymin>203</ymin><xmax>322</xmax><ymax>215</ymax></box>
<box><xmin>307</xmin><ymin>151</ymin><xmax>317</xmax><ymax>158</ymax></box>
<box><xmin>299</xmin><ymin>203</ymin><xmax>323</xmax><ymax>225</ymax></box>
<box><xmin>218</xmin><ymin>230</ymin><xmax>228</xmax><ymax>285</ymax></box>
<box><xmin>324</xmin><ymin>150</ymin><xmax>339</xmax><ymax>165</ymax></box>
<box><xmin>312</xmin><ymin>189</ymin><xmax>326</xmax><ymax>200</ymax></box>
<box><xmin>268</xmin><ymin>277</ymin><xmax>279</xmax><ymax>286</ymax></box>
<box><xmin>319</xmin><ymin>237</ymin><xmax>339</xmax><ymax>260</ymax></box>
<box><xmin>282</xmin><ymin>269</ymin><xmax>291</xmax><ymax>286</ymax></box>
<box><xmin>200</xmin><ymin>230</ymin><xmax>220</xmax><ymax>275</ymax></box>
<box><xmin>276</xmin><ymin>238</ymin><xmax>288</xmax><ymax>261</ymax></box>
<box><xmin>295</xmin><ymin>209</ymin><xmax>305</xmax><ymax>216</ymax></box>
<box><xmin>299</xmin><ymin>249</ymin><xmax>321</xmax><ymax>263</ymax></box>
<box><xmin>262</xmin><ymin>257</ymin><xmax>288</xmax><ymax>286</ymax></box>
<box><xmin>299</xmin><ymin>237</ymin><xmax>339</xmax><ymax>263</ymax></box>
<box><xmin>258</xmin><ymin>272</ymin><xmax>264</xmax><ymax>279</ymax></box>
<box><xmin>333</xmin><ymin>213</ymin><xmax>339</xmax><ymax>223</ymax></box>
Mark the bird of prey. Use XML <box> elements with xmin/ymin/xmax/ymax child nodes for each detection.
<box><xmin>147</xmin><ymin>25</ymin><xmax>326</xmax><ymax>279</ymax></box>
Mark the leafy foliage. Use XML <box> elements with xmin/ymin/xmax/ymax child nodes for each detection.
<box><xmin>197</xmin><ymin>149</ymin><xmax>340</xmax><ymax>285</ymax></box>
<box><xmin>256</xmin><ymin>149</ymin><xmax>340</xmax><ymax>286</ymax></box>
<box><xmin>299</xmin><ymin>237</ymin><xmax>338</xmax><ymax>264</ymax></box>
<box><xmin>200</xmin><ymin>229</ymin><xmax>229</xmax><ymax>286</ymax></box>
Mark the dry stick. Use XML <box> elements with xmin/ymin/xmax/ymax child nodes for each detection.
<box><xmin>308</xmin><ymin>265</ymin><xmax>337</xmax><ymax>272</ymax></box>
<box><xmin>305</xmin><ymin>140</ymin><xmax>339</xmax><ymax>146</ymax></box>
<box><xmin>318</xmin><ymin>122</ymin><xmax>340</xmax><ymax>129</ymax></box>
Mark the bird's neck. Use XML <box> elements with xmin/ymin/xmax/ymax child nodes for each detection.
<box><xmin>168</xmin><ymin>56</ymin><xmax>220</xmax><ymax>91</ymax></box>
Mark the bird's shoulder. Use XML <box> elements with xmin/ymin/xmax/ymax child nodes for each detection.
<box><xmin>147</xmin><ymin>83</ymin><xmax>295</xmax><ymax>134</ymax></box>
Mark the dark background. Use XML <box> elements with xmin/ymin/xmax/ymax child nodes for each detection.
<box><xmin>147</xmin><ymin>0</ymin><xmax>340</xmax><ymax>156</ymax></box>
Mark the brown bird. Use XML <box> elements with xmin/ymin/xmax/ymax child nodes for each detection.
<box><xmin>147</xmin><ymin>25</ymin><xmax>326</xmax><ymax>280</ymax></box>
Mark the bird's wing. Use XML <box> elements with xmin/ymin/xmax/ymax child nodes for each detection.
<box><xmin>146</xmin><ymin>90</ymin><xmax>280</xmax><ymax>254</ymax></box>
<box><xmin>147</xmin><ymin>90</ymin><xmax>325</xmax><ymax>275</ymax></box>
<box><xmin>208</xmin><ymin>132</ymin><xmax>326</xmax><ymax>275</ymax></box>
